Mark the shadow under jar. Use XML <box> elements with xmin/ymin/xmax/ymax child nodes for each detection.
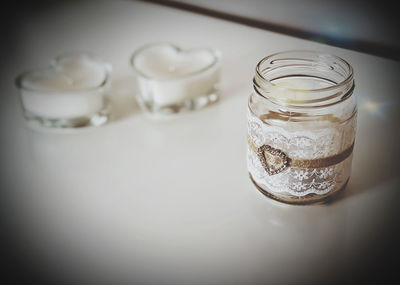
<box><xmin>247</xmin><ymin>51</ymin><xmax>357</xmax><ymax>204</ymax></box>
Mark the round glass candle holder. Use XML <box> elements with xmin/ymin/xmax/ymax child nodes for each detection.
<box><xmin>247</xmin><ymin>51</ymin><xmax>357</xmax><ymax>204</ymax></box>
<box><xmin>131</xmin><ymin>43</ymin><xmax>220</xmax><ymax>116</ymax></box>
<box><xmin>15</xmin><ymin>52</ymin><xmax>111</xmax><ymax>129</ymax></box>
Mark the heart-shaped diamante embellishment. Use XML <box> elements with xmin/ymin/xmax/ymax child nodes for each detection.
<box><xmin>257</xmin><ymin>145</ymin><xmax>291</xmax><ymax>175</ymax></box>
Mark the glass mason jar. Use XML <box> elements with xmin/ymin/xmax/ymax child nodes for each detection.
<box><xmin>247</xmin><ymin>51</ymin><xmax>357</xmax><ymax>204</ymax></box>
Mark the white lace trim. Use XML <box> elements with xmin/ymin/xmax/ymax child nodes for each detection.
<box><xmin>247</xmin><ymin>109</ymin><xmax>356</xmax><ymax>197</ymax></box>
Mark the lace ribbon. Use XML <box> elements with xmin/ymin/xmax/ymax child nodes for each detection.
<box><xmin>248</xmin><ymin>136</ymin><xmax>354</xmax><ymax>175</ymax></box>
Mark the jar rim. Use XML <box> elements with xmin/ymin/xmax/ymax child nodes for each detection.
<box><xmin>255</xmin><ymin>50</ymin><xmax>354</xmax><ymax>93</ymax></box>
<box><xmin>253</xmin><ymin>50</ymin><xmax>355</xmax><ymax>108</ymax></box>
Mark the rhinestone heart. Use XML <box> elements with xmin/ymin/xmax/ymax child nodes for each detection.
<box><xmin>257</xmin><ymin>145</ymin><xmax>291</xmax><ymax>175</ymax></box>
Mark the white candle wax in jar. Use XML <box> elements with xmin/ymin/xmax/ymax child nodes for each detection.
<box><xmin>131</xmin><ymin>43</ymin><xmax>220</xmax><ymax>115</ymax></box>
<box><xmin>16</xmin><ymin>53</ymin><xmax>111</xmax><ymax>128</ymax></box>
<box><xmin>270</xmin><ymin>77</ymin><xmax>333</xmax><ymax>103</ymax></box>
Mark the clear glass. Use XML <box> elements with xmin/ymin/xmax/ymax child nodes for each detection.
<box><xmin>247</xmin><ymin>50</ymin><xmax>357</xmax><ymax>204</ymax></box>
<box><xmin>15</xmin><ymin>52</ymin><xmax>111</xmax><ymax>129</ymax></box>
<box><xmin>131</xmin><ymin>43</ymin><xmax>220</xmax><ymax>117</ymax></box>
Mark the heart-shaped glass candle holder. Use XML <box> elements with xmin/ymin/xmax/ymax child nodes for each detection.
<box><xmin>15</xmin><ymin>52</ymin><xmax>112</xmax><ymax>129</ymax></box>
<box><xmin>131</xmin><ymin>43</ymin><xmax>221</xmax><ymax>116</ymax></box>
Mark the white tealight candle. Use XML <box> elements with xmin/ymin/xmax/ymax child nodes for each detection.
<box><xmin>131</xmin><ymin>43</ymin><xmax>220</xmax><ymax>115</ymax></box>
<box><xmin>16</xmin><ymin>53</ymin><xmax>111</xmax><ymax>128</ymax></box>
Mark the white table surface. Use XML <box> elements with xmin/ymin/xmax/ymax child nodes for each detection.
<box><xmin>2</xmin><ymin>1</ymin><xmax>399</xmax><ymax>284</ymax></box>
